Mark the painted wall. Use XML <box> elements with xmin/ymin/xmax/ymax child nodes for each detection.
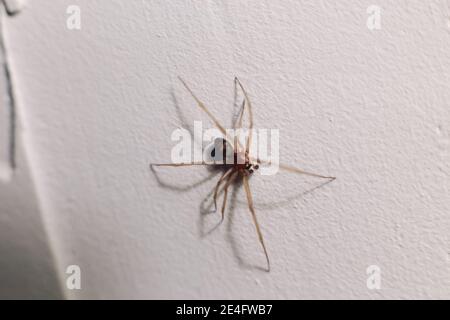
<box><xmin>0</xmin><ymin>0</ymin><xmax>62</xmax><ymax>299</ymax></box>
<box><xmin>1</xmin><ymin>0</ymin><xmax>449</xmax><ymax>299</ymax></box>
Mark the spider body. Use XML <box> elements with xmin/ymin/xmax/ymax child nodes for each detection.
<box><xmin>235</xmin><ymin>159</ymin><xmax>259</xmax><ymax>175</ymax></box>
<box><xmin>210</xmin><ymin>137</ymin><xmax>257</xmax><ymax>174</ymax></box>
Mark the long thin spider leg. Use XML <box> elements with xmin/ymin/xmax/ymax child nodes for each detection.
<box><xmin>278</xmin><ymin>163</ymin><xmax>336</xmax><ymax>180</ymax></box>
<box><xmin>243</xmin><ymin>174</ymin><xmax>270</xmax><ymax>272</ymax></box>
<box><xmin>213</xmin><ymin>168</ymin><xmax>233</xmax><ymax>212</ymax></box>
<box><xmin>178</xmin><ymin>77</ymin><xmax>227</xmax><ymax>135</ymax></box>
<box><xmin>178</xmin><ymin>77</ymin><xmax>243</xmax><ymax>154</ymax></box>
<box><xmin>251</xmin><ymin>157</ymin><xmax>336</xmax><ymax>180</ymax></box>
<box><xmin>234</xmin><ymin>98</ymin><xmax>246</xmax><ymax>129</ymax></box>
<box><xmin>150</xmin><ymin>162</ymin><xmax>210</xmax><ymax>167</ymax></box>
<box><xmin>220</xmin><ymin>170</ymin><xmax>239</xmax><ymax>222</ymax></box>
<box><xmin>231</xmin><ymin>99</ymin><xmax>247</xmax><ymax>155</ymax></box>
<box><xmin>234</xmin><ymin>77</ymin><xmax>254</xmax><ymax>156</ymax></box>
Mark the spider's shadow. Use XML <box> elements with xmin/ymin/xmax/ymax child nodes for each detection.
<box><xmin>237</xmin><ymin>177</ymin><xmax>335</xmax><ymax>210</ymax></box>
<box><xmin>150</xmin><ymin>165</ymin><xmax>219</xmax><ymax>192</ymax></box>
<box><xmin>198</xmin><ymin>175</ymin><xmax>334</xmax><ymax>273</ymax></box>
<box><xmin>198</xmin><ymin>177</ymin><xmax>266</xmax><ymax>271</ymax></box>
<box><xmin>170</xmin><ymin>79</ymin><xmax>243</xmax><ymax>147</ymax></box>
<box><xmin>149</xmin><ymin>89</ymin><xmax>225</xmax><ymax>192</ymax></box>
<box><xmin>170</xmin><ymin>89</ymin><xmax>203</xmax><ymax>148</ymax></box>
<box><xmin>226</xmin><ymin>180</ymin><xmax>269</xmax><ymax>272</ymax></box>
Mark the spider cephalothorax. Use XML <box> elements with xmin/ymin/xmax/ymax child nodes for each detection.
<box><xmin>244</xmin><ymin>162</ymin><xmax>259</xmax><ymax>175</ymax></box>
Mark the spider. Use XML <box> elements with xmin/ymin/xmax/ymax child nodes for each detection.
<box><xmin>150</xmin><ymin>77</ymin><xmax>335</xmax><ymax>271</ymax></box>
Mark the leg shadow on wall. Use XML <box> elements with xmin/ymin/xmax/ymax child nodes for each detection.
<box><xmin>198</xmin><ymin>176</ymin><xmax>334</xmax><ymax>272</ymax></box>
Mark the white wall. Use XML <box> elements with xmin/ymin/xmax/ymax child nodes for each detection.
<box><xmin>0</xmin><ymin>0</ymin><xmax>62</xmax><ymax>299</ymax></box>
<box><xmin>1</xmin><ymin>0</ymin><xmax>449</xmax><ymax>299</ymax></box>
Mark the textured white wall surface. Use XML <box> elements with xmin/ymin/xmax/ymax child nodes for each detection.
<box><xmin>1</xmin><ymin>0</ymin><xmax>449</xmax><ymax>299</ymax></box>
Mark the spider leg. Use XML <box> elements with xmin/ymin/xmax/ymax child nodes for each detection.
<box><xmin>234</xmin><ymin>98</ymin><xmax>246</xmax><ymax>129</ymax></box>
<box><xmin>178</xmin><ymin>77</ymin><xmax>227</xmax><ymax>134</ymax></box>
<box><xmin>178</xmin><ymin>77</ymin><xmax>244</xmax><ymax>154</ymax></box>
<box><xmin>251</xmin><ymin>157</ymin><xmax>336</xmax><ymax>180</ymax></box>
<box><xmin>220</xmin><ymin>170</ymin><xmax>239</xmax><ymax>222</ymax></box>
<box><xmin>150</xmin><ymin>162</ymin><xmax>209</xmax><ymax>167</ymax></box>
<box><xmin>232</xmin><ymin>98</ymin><xmax>247</xmax><ymax>155</ymax></box>
<box><xmin>278</xmin><ymin>163</ymin><xmax>336</xmax><ymax>180</ymax></box>
<box><xmin>234</xmin><ymin>77</ymin><xmax>254</xmax><ymax>156</ymax></box>
<box><xmin>213</xmin><ymin>168</ymin><xmax>233</xmax><ymax>213</ymax></box>
<box><xmin>243</xmin><ymin>174</ymin><xmax>270</xmax><ymax>272</ymax></box>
